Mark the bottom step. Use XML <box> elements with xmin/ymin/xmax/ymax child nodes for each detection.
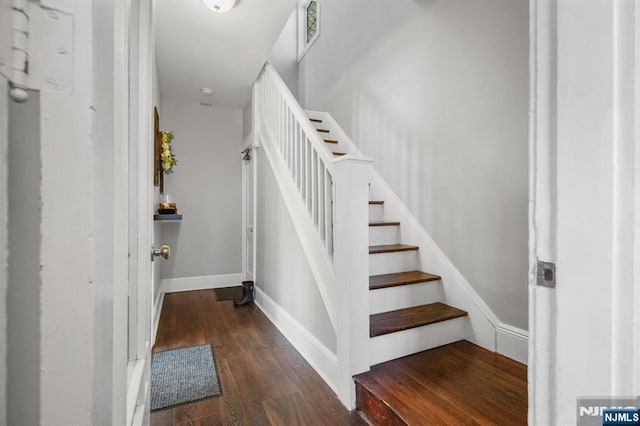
<box><xmin>369</xmin><ymin>315</ymin><xmax>466</xmax><ymax>365</ymax></box>
<box><xmin>354</xmin><ymin>341</ymin><xmax>527</xmax><ymax>425</ymax></box>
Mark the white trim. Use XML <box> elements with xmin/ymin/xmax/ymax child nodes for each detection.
<box><xmin>162</xmin><ymin>273</ymin><xmax>243</xmax><ymax>293</ymax></box>
<box><xmin>113</xmin><ymin>0</ymin><xmax>130</xmax><ymax>423</ymax></box>
<box><xmin>125</xmin><ymin>357</ymin><xmax>145</xmax><ymax>425</ymax></box>
<box><xmin>241</xmin><ymin>131</ymin><xmax>253</xmax><ymax>281</ymax></box>
<box><xmin>131</xmin><ymin>404</ymin><xmax>145</xmax><ymax>426</ymax></box>
<box><xmin>152</xmin><ymin>291</ymin><xmax>165</xmax><ymax>345</ymax></box>
<box><xmin>528</xmin><ymin>0</ymin><xmax>555</xmax><ymax>423</ymax></box>
<box><xmin>297</xmin><ymin>0</ymin><xmax>320</xmax><ymax>62</ymax></box>
<box><xmin>496</xmin><ymin>323</ymin><xmax>528</xmax><ymax>365</ymax></box>
<box><xmin>254</xmin><ymin>286</ymin><xmax>338</xmax><ymax>393</ymax></box>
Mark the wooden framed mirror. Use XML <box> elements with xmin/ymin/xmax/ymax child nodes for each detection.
<box><xmin>153</xmin><ymin>106</ymin><xmax>164</xmax><ymax>192</ymax></box>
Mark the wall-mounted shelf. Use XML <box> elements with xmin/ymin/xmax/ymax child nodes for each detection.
<box><xmin>154</xmin><ymin>214</ymin><xmax>182</xmax><ymax>222</ymax></box>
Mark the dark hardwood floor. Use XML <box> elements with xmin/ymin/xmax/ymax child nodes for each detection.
<box><xmin>151</xmin><ymin>290</ymin><xmax>365</xmax><ymax>426</ymax></box>
<box><xmin>354</xmin><ymin>340</ymin><xmax>528</xmax><ymax>425</ymax></box>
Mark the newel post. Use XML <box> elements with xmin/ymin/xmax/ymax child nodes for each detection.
<box><xmin>332</xmin><ymin>156</ymin><xmax>372</xmax><ymax>409</ymax></box>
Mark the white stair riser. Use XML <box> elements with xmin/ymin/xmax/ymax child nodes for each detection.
<box><xmin>368</xmin><ymin>204</ymin><xmax>384</xmax><ymax>222</ymax></box>
<box><xmin>369</xmin><ymin>226</ymin><xmax>400</xmax><ymax>246</ymax></box>
<box><xmin>369</xmin><ymin>282</ymin><xmax>444</xmax><ymax>315</ymax></box>
<box><xmin>369</xmin><ymin>250</ymin><xmax>420</xmax><ymax>275</ymax></box>
<box><xmin>369</xmin><ymin>317</ymin><xmax>467</xmax><ymax>365</ymax></box>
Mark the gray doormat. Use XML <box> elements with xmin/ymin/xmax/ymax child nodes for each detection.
<box><xmin>151</xmin><ymin>344</ymin><xmax>221</xmax><ymax>411</ymax></box>
<box><xmin>214</xmin><ymin>286</ymin><xmax>243</xmax><ymax>301</ymax></box>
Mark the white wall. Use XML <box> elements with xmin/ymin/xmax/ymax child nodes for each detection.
<box><xmin>242</xmin><ymin>97</ymin><xmax>252</xmax><ymax>141</ymax></box>
<box><xmin>7</xmin><ymin>91</ymin><xmax>40</xmax><ymax>426</ymax></box>
<box><xmin>268</xmin><ymin>9</ymin><xmax>298</xmax><ymax>99</ymax></box>
<box><xmin>255</xmin><ymin>150</ymin><xmax>337</xmax><ymax>352</ymax></box>
<box><xmin>161</xmin><ymin>97</ymin><xmax>243</xmax><ymax>279</ymax></box>
<box><xmin>298</xmin><ymin>0</ymin><xmax>529</xmax><ymax>331</ymax></box>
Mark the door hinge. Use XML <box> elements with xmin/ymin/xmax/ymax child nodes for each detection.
<box><xmin>1</xmin><ymin>0</ymin><xmax>73</xmax><ymax>103</ymax></box>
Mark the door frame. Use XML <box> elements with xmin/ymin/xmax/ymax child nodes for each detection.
<box><xmin>529</xmin><ymin>0</ymin><xmax>640</xmax><ymax>423</ymax></box>
<box><xmin>241</xmin><ymin>130</ymin><xmax>257</xmax><ymax>282</ymax></box>
<box><xmin>126</xmin><ymin>0</ymin><xmax>154</xmax><ymax>423</ymax></box>
<box><xmin>114</xmin><ymin>0</ymin><xmax>154</xmax><ymax>423</ymax></box>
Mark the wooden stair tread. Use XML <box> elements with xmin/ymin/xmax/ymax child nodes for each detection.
<box><xmin>310</xmin><ymin>118</ymin><xmax>322</xmax><ymax>123</ymax></box>
<box><xmin>369</xmin><ymin>270</ymin><xmax>441</xmax><ymax>290</ymax></box>
<box><xmin>369</xmin><ymin>200</ymin><xmax>384</xmax><ymax>205</ymax></box>
<box><xmin>324</xmin><ymin>139</ymin><xmax>338</xmax><ymax>144</ymax></box>
<box><xmin>353</xmin><ymin>341</ymin><xmax>527</xmax><ymax>425</ymax></box>
<box><xmin>369</xmin><ymin>244</ymin><xmax>419</xmax><ymax>254</ymax></box>
<box><xmin>369</xmin><ymin>221</ymin><xmax>400</xmax><ymax>227</ymax></box>
<box><xmin>370</xmin><ymin>302</ymin><xmax>467</xmax><ymax>337</ymax></box>
<box><xmin>333</xmin><ymin>152</ymin><xmax>346</xmax><ymax>156</ymax></box>
<box><xmin>317</xmin><ymin>128</ymin><xmax>330</xmax><ymax>133</ymax></box>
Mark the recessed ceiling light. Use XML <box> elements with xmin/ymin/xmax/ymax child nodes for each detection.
<box><xmin>200</xmin><ymin>88</ymin><xmax>214</xmax><ymax>95</ymax></box>
<box><xmin>202</xmin><ymin>0</ymin><xmax>236</xmax><ymax>13</ymax></box>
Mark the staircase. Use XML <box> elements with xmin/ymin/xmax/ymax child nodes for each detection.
<box><xmin>305</xmin><ymin>113</ymin><xmax>478</xmax><ymax>422</ymax></box>
<box><xmin>366</xmin><ymin>196</ymin><xmax>468</xmax><ymax>365</ymax></box>
<box><xmin>254</xmin><ymin>63</ymin><xmax>517</xmax><ymax>419</ymax></box>
<box><xmin>307</xmin><ymin>113</ymin><xmax>469</xmax><ymax>352</ymax></box>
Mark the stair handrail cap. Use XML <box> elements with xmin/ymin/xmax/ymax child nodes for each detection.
<box><xmin>331</xmin><ymin>154</ymin><xmax>374</xmax><ymax>166</ymax></box>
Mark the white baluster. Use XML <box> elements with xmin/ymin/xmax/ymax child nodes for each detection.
<box><xmin>325</xmin><ymin>170</ymin><xmax>333</xmax><ymax>255</ymax></box>
<box><xmin>311</xmin><ymin>149</ymin><xmax>318</xmax><ymax>226</ymax></box>
<box><xmin>317</xmin><ymin>154</ymin><xmax>323</xmax><ymax>229</ymax></box>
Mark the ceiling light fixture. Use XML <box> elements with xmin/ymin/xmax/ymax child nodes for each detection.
<box><xmin>202</xmin><ymin>0</ymin><xmax>236</xmax><ymax>13</ymax></box>
<box><xmin>200</xmin><ymin>88</ymin><xmax>214</xmax><ymax>95</ymax></box>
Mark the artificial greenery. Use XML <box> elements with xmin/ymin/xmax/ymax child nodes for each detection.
<box><xmin>160</xmin><ymin>131</ymin><xmax>178</xmax><ymax>173</ymax></box>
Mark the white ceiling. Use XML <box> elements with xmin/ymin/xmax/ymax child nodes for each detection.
<box><xmin>155</xmin><ymin>0</ymin><xmax>297</xmax><ymax>109</ymax></box>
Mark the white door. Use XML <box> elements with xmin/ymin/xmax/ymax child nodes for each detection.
<box><xmin>529</xmin><ymin>1</ymin><xmax>640</xmax><ymax>424</ymax></box>
<box><xmin>0</xmin><ymin>0</ymin><xmax>153</xmax><ymax>423</ymax></box>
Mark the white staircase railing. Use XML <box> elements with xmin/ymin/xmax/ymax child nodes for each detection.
<box><xmin>253</xmin><ymin>63</ymin><xmax>372</xmax><ymax>409</ymax></box>
<box><xmin>256</xmin><ymin>65</ymin><xmax>336</xmax><ymax>256</ymax></box>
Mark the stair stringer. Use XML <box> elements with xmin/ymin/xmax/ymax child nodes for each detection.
<box><xmin>368</xmin><ymin>169</ymin><xmax>498</xmax><ymax>352</ymax></box>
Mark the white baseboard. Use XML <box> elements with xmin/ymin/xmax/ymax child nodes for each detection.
<box><xmin>152</xmin><ymin>291</ymin><xmax>165</xmax><ymax>345</ymax></box>
<box><xmin>161</xmin><ymin>273</ymin><xmax>243</xmax><ymax>293</ymax></box>
<box><xmin>254</xmin><ymin>287</ymin><xmax>338</xmax><ymax>393</ymax></box>
<box><xmin>496</xmin><ymin>323</ymin><xmax>528</xmax><ymax>365</ymax></box>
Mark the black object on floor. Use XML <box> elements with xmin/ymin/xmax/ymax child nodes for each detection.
<box><xmin>214</xmin><ymin>286</ymin><xmax>244</xmax><ymax>301</ymax></box>
<box><xmin>234</xmin><ymin>281</ymin><xmax>254</xmax><ymax>306</ymax></box>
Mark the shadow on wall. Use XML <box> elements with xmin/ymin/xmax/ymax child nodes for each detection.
<box><xmin>350</xmin><ymin>87</ymin><xmax>434</xmax><ymax>228</ymax></box>
<box><xmin>160</xmin><ymin>222</ymin><xmax>181</xmax><ymax>279</ymax></box>
<box><xmin>297</xmin><ymin>0</ymin><xmax>529</xmax><ymax>329</ymax></box>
